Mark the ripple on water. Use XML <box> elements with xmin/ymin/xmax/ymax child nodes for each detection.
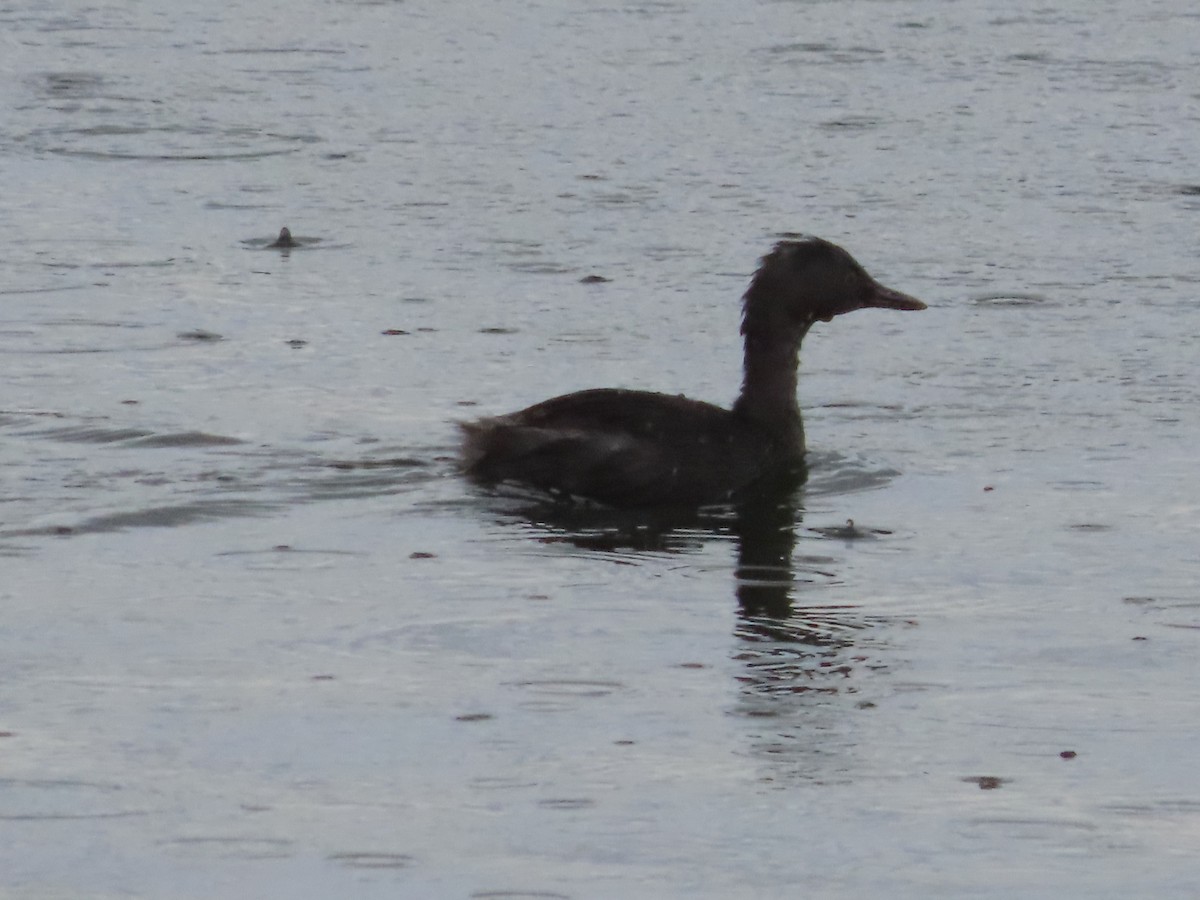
<box><xmin>0</xmin><ymin>316</ymin><xmax>183</xmax><ymax>355</ymax></box>
<box><xmin>463</xmin><ymin>447</ymin><xmax>905</xmax><ymax>563</ymax></box>
<box><xmin>759</xmin><ymin>42</ymin><xmax>887</xmax><ymax>66</ymax></box>
<box><xmin>469</xmin><ymin>776</ymin><xmax>541</xmax><ymax>792</ymax></box>
<box><xmin>32</xmin><ymin>125</ymin><xmax>315</xmax><ymax>162</ymax></box>
<box><xmin>971</xmin><ymin>292</ymin><xmax>1052</xmax><ymax>307</ymax></box>
<box><xmin>0</xmin><ymin>283</ymin><xmax>92</xmax><ymax>297</ymax></box>
<box><xmin>1006</xmin><ymin>52</ymin><xmax>1175</xmax><ymax>92</ymax></box>
<box><xmin>1123</xmin><ymin>594</ymin><xmax>1200</xmax><ymax>631</ymax></box>
<box><xmin>10</xmin><ymin>500</ymin><xmax>279</xmax><ymax>538</ymax></box>
<box><xmin>508</xmin><ymin>679</ymin><xmax>627</xmax><ymax>713</ymax></box>
<box><xmin>158</xmin><ymin>836</ymin><xmax>294</xmax><ymax>860</ymax></box>
<box><xmin>327</xmin><ymin>852</ymin><xmax>415</xmax><ymax>869</ymax></box>
<box><xmin>34</xmin><ymin>71</ymin><xmax>109</xmax><ymax>99</ymax></box>
<box><xmin>1</xmin><ymin>410</ymin><xmax>443</xmax><ymax>543</ymax></box>
<box><xmin>19</xmin><ymin>66</ymin><xmax>322</xmax><ymax>160</ymax></box>
<box><xmin>0</xmin><ymin>778</ymin><xmax>151</xmax><ymax>822</ymax></box>
<box><xmin>31</xmin><ymin>424</ymin><xmax>243</xmax><ymax>447</ymax></box>
<box><xmin>511</xmin><ymin>679</ymin><xmax>625</xmax><ymax>698</ymax></box>
<box><xmin>536</xmin><ymin>798</ymin><xmax>595</xmax><ymax>810</ymax></box>
<box><xmin>804</xmin><ymin>450</ymin><xmax>903</xmax><ymax>497</ymax></box>
<box><xmin>214</xmin><ymin>546</ymin><xmax>366</xmax><ymax>571</ymax></box>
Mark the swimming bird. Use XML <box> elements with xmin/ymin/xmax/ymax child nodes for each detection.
<box><xmin>269</xmin><ymin>227</ymin><xmax>298</xmax><ymax>249</ymax></box>
<box><xmin>461</xmin><ymin>237</ymin><xmax>925</xmax><ymax>507</ymax></box>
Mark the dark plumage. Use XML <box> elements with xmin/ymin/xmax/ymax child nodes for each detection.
<box><xmin>269</xmin><ymin>227</ymin><xmax>298</xmax><ymax>248</ymax></box>
<box><xmin>461</xmin><ymin>237</ymin><xmax>926</xmax><ymax>507</ymax></box>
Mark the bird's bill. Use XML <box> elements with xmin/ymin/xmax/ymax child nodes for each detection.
<box><xmin>868</xmin><ymin>282</ymin><xmax>927</xmax><ymax>311</ymax></box>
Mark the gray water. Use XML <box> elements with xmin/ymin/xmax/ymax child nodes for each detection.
<box><xmin>3</xmin><ymin>0</ymin><xmax>1200</xmax><ymax>897</ymax></box>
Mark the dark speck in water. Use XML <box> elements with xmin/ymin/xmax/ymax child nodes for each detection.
<box><xmin>1060</xmin><ymin>750</ymin><xmax>1078</xmax><ymax>759</ymax></box>
<box><xmin>479</xmin><ymin>327</ymin><xmax>517</xmax><ymax>335</ymax></box>
<box><xmin>813</xmin><ymin>519</ymin><xmax>865</xmax><ymax>539</ymax></box>
<box><xmin>178</xmin><ymin>329</ymin><xmax>223</xmax><ymax>342</ymax></box>
<box><xmin>811</xmin><ymin>519</ymin><xmax>892</xmax><ymax>540</ymax></box>
<box><xmin>964</xmin><ymin>776</ymin><xmax>1006</xmax><ymax>790</ymax></box>
<box><xmin>285</xmin><ymin>339</ymin><xmax>307</xmax><ymax>348</ymax></box>
<box><xmin>381</xmin><ymin>329</ymin><xmax>410</xmax><ymax>336</ymax></box>
<box><xmin>580</xmin><ymin>274</ymin><xmax>611</xmax><ymax>284</ymax></box>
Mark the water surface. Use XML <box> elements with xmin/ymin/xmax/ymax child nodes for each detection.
<box><xmin>3</xmin><ymin>0</ymin><xmax>1199</xmax><ymax>897</ymax></box>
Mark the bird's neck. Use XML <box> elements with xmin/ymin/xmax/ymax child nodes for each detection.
<box><xmin>733</xmin><ymin>329</ymin><xmax>806</xmax><ymax>451</ymax></box>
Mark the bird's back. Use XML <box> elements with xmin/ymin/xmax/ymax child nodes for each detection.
<box><xmin>461</xmin><ymin>388</ymin><xmax>802</xmax><ymax>507</ymax></box>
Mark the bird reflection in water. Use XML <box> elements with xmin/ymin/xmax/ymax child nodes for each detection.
<box><xmin>495</xmin><ymin>474</ymin><xmax>880</xmax><ymax>660</ymax></box>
